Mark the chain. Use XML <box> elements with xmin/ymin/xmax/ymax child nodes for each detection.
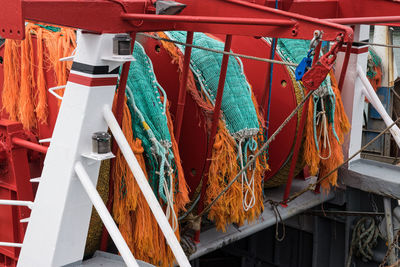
<box><xmin>380</xmin><ymin>230</ymin><xmax>400</xmax><ymax>267</ymax></box>
<box><xmin>137</xmin><ymin>32</ymin><xmax>299</xmax><ymax>67</ymax></box>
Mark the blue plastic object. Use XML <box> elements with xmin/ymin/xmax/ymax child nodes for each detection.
<box><xmin>295</xmin><ymin>49</ymin><xmax>313</xmax><ymax>81</ymax></box>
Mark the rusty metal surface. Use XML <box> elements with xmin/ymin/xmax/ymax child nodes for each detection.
<box><xmin>190</xmin><ymin>177</ymin><xmax>334</xmax><ymax>260</ymax></box>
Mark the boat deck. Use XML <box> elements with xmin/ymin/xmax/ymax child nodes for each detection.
<box><xmin>78</xmin><ymin>177</ymin><xmax>333</xmax><ymax>266</ymax></box>
<box><xmin>191</xmin><ymin>177</ymin><xmax>334</xmax><ymax>259</ymax></box>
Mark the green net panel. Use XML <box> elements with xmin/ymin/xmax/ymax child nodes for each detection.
<box><xmin>166</xmin><ymin>31</ymin><xmax>260</xmax><ymax>140</ymax></box>
<box><xmin>125</xmin><ymin>42</ymin><xmax>174</xmax><ymax>203</ymax></box>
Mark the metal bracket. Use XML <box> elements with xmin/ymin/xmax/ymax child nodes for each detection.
<box><xmin>0</xmin><ymin>0</ymin><xmax>24</xmax><ymax>40</ymax></box>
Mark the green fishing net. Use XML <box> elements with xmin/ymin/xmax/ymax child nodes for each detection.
<box><xmin>165</xmin><ymin>31</ymin><xmax>260</xmax><ymax>140</ymax></box>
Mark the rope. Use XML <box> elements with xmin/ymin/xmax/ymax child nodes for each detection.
<box><xmin>197</xmin><ymin>89</ymin><xmax>314</xmax><ymax>218</ymax></box>
<box><xmin>355</xmin><ymin>41</ymin><xmax>400</xmax><ymax>49</ymax></box>
<box><xmin>199</xmin><ymin>115</ymin><xmax>400</xmax><ymax>218</ymax></box>
<box><xmin>346</xmin><ymin>217</ymin><xmax>380</xmax><ymax>267</ymax></box>
<box><xmin>266</xmin><ymin>199</ymin><xmax>286</xmax><ymax>242</ymax></box>
<box><xmin>137</xmin><ymin>32</ymin><xmax>298</xmax><ymax>67</ymax></box>
<box><xmin>285</xmin><ymin>116</ymin><xmax>400</xmax><ymax>204</ymax></box>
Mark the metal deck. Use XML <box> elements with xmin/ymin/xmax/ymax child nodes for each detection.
<box><xmin>345</xmin><ymin>158</ymin><xmax>400</xmax><ymax>199</ymax></box>
<box><xmin>76</xmin><ymin>178</ymin><xmax>334</xmax><ymax>266</ymax></box>
<box><xmin>190</xmin><ymin>177</ymin><xmax>334</xmax><ymax>259</ymax></box>
<box><xmin>78</xmin><ymin>251</ymin><xmax>154</xmax><ymax>267</ymax></box>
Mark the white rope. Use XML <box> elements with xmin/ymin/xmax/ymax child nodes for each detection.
<box><xmin>238</xmin><ymin>139</ymin><xmax>256</xmax><ymax>211</ymax></box>
<box><xmin>315</xmin><ymin>98</ymin><xmax>332</xmax><ymax>160</ymax></box>
<box><xmin>163</xmin><ymin>165</ymin><xmax>178</xmax><ymax>232</ymax></box>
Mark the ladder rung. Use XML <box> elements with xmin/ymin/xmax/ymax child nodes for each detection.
<box><xmin>0</xmin><ymin>200</ymin><xmax>34</xmax><ymax>209</ymax></box>
<box><xmin>0</xmin><ymin>242</ymin><xmax>22</xmax><ymax>248</ymax></box>
<box><xmin>30</xmin><ymin>177</ymin><xmax>41</xmax><ymax>183</ymax></box>
<box><xmin>20</xmin><ymin>217</ymin><xmax>30</xmax><ymax>223</ymax></box>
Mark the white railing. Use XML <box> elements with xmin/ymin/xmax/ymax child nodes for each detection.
<box><xmin>102</xmin><ymin>104</ymin><xmax>191</xmax><ymax>267</ymax></box>
<box><xmin>74</xmin><ymin>161</ymin><xmax>139</xmax><ymax>267</ymax></box>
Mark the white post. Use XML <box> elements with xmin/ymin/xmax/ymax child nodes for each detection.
<box><xmin>335</xmin><ymin>25</ymin><xmax>370</xmax><ymax>161</ymax></box>
<box><xmin>18</xmin><ymin>31</ymin><xmax>125</xmax><ymax>267</ymax></box>
<box><xmin>74</xmin><ymin>161</ymin><xmax>139</xmax><ymax>267</ymax></box>
<box><xmin>103</xmin><ymin>105</ymin><xmax>191</xmax><ymax>267</ymax></box>
<box><xmin>357</xmin><ymin>65</ymin><xmax>400</xmax><ymax>148</ymax></box>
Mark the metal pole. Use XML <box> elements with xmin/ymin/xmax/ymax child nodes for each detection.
<box><xmin>0</xmin><ymin>200</ymin><xmax>33</xmax><ymax>209</ymax></box>
<box><xmin>12</xmin><ymin>137</ymin><xmax>48</xmax><ymax>154</ymax></box>
<box><xmin>175</xmin><ymin>31</ymin><xmax>194</xmax><ymax>143</ymax></box>
<box><xmin>121</xmin><ymin>13</ymin><xmax>295</xmax><ymax>26</ymax></box>
<box><xmin>357</xmin><ymin>65</ymin><xmax>400</xmax><ymax>148</ymax></box>
<box><xmin>197</xmin><ymin>34</ymin><xmax>233</xmax><ymax>213</ymax></box>
<box><xmin>102</xmin><ymin>32</ymin><xmax>136</xmax><ymax>251</ymax></box>
<box><xmin>102</xmin><ymin>105</ymin><xmax>190</xmax><ymax>267</ymax></box>
<box><xmin>0</xmin><ymin>242</ymin><xmax>23</xmax><ymax>248</ymax></box>
<box><xmin>74</xmin><ymin>161</ymin><xmax>139</xmax><ymax>267</ymax></box>
<box><xmin>383</xmin><ymin>197</ymin><xmax>396</xmax><ymax>265</ymax></box>
<box><xmin>338</xmin><ymin>41</ymin><xmax>352</xmax><ymax>91</ymax></box>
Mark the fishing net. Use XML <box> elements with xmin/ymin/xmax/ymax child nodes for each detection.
<box><xmin>160</xmin><ymin>31</ymin><xmax>267</xmax><ymax>231</ymax></box>
<box><xmin>113</xmin><ymin>42</ymin><xmax>189</xmax><ymax>266</ymax></box>
<box><xmin>265</xmin><ymin>37</ymin><xmax>350</xmax><ymax>191</ymax></box>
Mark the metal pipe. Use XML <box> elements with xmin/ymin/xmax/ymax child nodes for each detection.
<box><xmin>74</xmin><ymin>161</ymin><xmax>139</xmax><ymax>267</ymax></box>
<box><xmin>327</xmin><ymin>16</ymin><xmax>400</xmax><ymax>25</ymax></box>
<box><xmin>197</xmin><ymin>35</ymin><xmax>233</xmax><ymax>214</ymax></box>
<box><xmin>282</xmin><ymin>96</ymin><xmax>310</xmax><ymax>204</ymax></box>
<box><xmin>261</xmin><ymin>37</ymin><xmax>277</xmax><ymax>118</ymax></box>
<box><xmin>121</xmin><ymin>13</ymin><xmax>295</xmax><ymax>26</ymax></box>
<box><xmin>102</xmin><ymin>105</ymin><xmax>190</xmax><ymax>267</ymax></box>
<box><xmin>338</xmin><ymin>41</ymin><xmax>352</xmax><ymax>91</ymax></box>
<box><xmin>0</xmin><ymin>242</ymin><xmax>23</xmax><ymax>248</ymax></box>
<box><xmin>383</xmin><ymin>197</ymin><xmax>396</xmax><ymax>265</ymax></box>
<box><xmin>0</xmin><ymin>199</ymin><xmax>33</xmax><ymax>209</ymax></box>
<box><xmin>12</xmin><ymin>137</ymin><xmax>48</xmax><ymax>154</ymax></box>
<box><xmin>102</xmin><ymin>32</ymin><xmax>136</xmax><ymax>251</ymax></box>
<box><xmin>175</xmin><ymin>31</ymin><xmax>194</xmax><ymax>143</ymax></box>
<box><xmin>357</xmin><ymin>64</ymin><xmax>400</xmax><ymax>148</ymax></box>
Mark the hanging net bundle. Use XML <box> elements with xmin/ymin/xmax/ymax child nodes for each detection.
<box><xmin>2</xmin><ymin>22</ymin><xmax>76</xmax><ymax>129</ymax></box>
<box><xmin>112</xmin><ymin>42</ymin><xmax>189</xmax><ymax>266</ymax></box>
<box><xmin>159</xmin><ymin>31</ymin><xmax>268</xmax><ymax>231</ymax></box>
<box><xmin>367</xmin><ymin>47</ymin><xmax>383</xmax><ymax>93</ymax></box>
<box><xmin>267</xmin><ymin>37</ymin><xmax>350</xmax><ymax>191</ymax></box>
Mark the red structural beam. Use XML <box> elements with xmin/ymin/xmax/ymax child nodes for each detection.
<box><xmin>0</xmin><ymin>0</ymin><xmax>352</xmax><ymax>42</ymax></box>
<box><xmin>12</xmin><ymin>137</ymin><xmax>48</xmax><ymax>154</ymax></box>
<box><xmin>174</xmin><ymin>31</ymin><xmax>194</xmax><ymax>143</ymax></box>
<box><xmin>121</xmin><ymin>13</ymin><xmax>296</xmax><ymax>26</ymax></box>
<box><xmin>327</xmin><ymin>16</ymin><xmax>400</xmax><ymax>25</ymax></box>
<box><xmin>197</xmin><ymin>34</ymin><xmax>233</xmax><ymax>215</ymax></box>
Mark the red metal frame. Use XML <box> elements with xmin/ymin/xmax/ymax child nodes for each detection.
<box><xmin>0</xmin><ymin>0</ymin><xmax>353</xmax><ymax>42</ymax></box>
<box><xmin>0</xmin><ymin>121</ymin><xmax>34</xmax><ymax>267</ymax></box>
<box><xmin>174</xmin><ymin>31</ymin><xmax>194</xmax><ymax>143</ymax></box>
<box><xmin>11</xmin><ymin>138</ymin><xmax>48</xmax><ymax>154</ymax></box>
<box><xmin>197</xmin><ymin>34</ymin><xmax>233</xmax><ymax>215</ymax></box>
<box><xmin>2</xmin><ymin>0</ymin><xmax>400</xmax><ymax>254</ymax></box>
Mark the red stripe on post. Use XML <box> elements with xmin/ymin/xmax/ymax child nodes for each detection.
<box><xmin>68</xmin><ymin>73</ymin><xmax>118</xmax><ymax>87</ymax></box>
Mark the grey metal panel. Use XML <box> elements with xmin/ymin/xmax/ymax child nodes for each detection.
<box><xmin>344</xmin><ymin>158</ymin><xmax>400</xmax><ymax>199</ymax></box>
<box><xmin>79</xmin><ymin>251</ymin><xmax>154</xmax><ymax>267</ymax></box>
<box><xmin>190</xmin><ymin>177</ymin><xmax>334</xmax><ymax>260</ymax></box>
